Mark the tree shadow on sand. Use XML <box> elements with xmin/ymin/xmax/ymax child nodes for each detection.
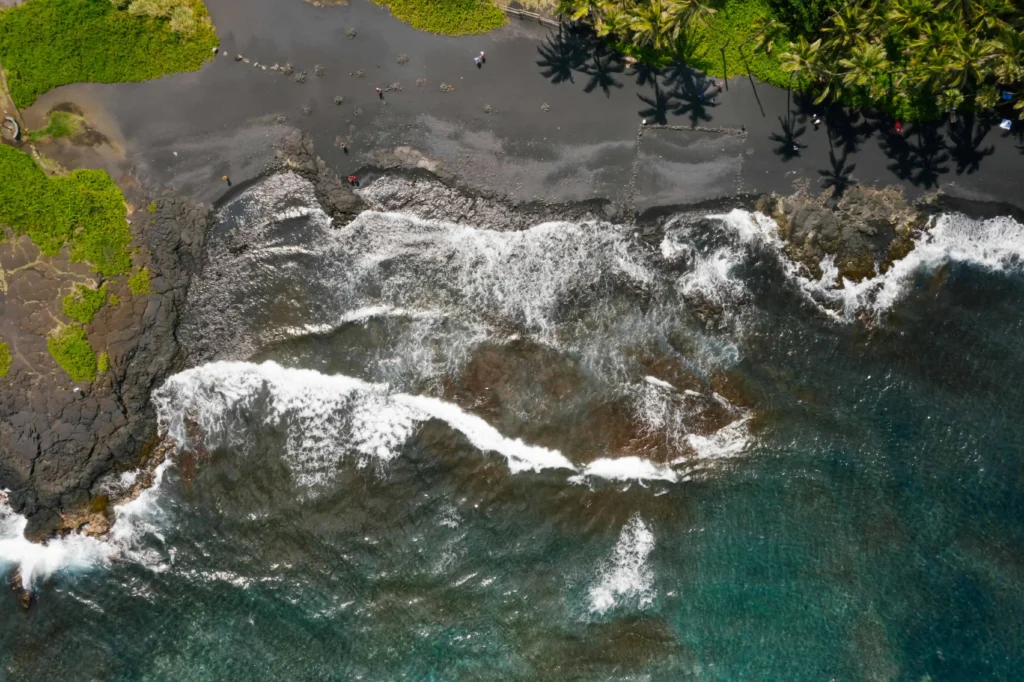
<box><xmin>662</xmin><ymin>66</ymin><xmax>719</xmax><ymax>126</ymax></box>
<box><xmin>946</xmin><ymin>112</ymin><xmax>994</xmax><ymax>175</ymax></box>
<box><xmin>581</xmin><ymin>44</ymin><xmax>625</xmax><ymax>97</ymax></box>
<box><xmin>881</xmin><ymin>124</ymin><xmax>950</xmax><ymax>188</ymax></box>
<box><xmin>819</xmin><ymin>149</ymin><xmax>856</xmax><ymax>197</ymax></box>
<box><xmin>536</xmin><ymin>27</ymin><xmax>588</xmax><ymax>84</ymax></box>
<box><xmin>770</xmin><ymin>115</ymin><xmax>806</xmax><ymax>160</ymax></box>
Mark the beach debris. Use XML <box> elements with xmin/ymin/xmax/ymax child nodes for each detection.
<box><xmin>351</xmin><ymin>69</ymin><xmax>365</xmax><ymax>78</ymax></box>
<box><xmin>243</xmin><ymin>58</ymin><xmax>251</xmax><ymax>64</ymax></box>
<box><xmin>276</xmin><ymin>115</ymin><xmax>287</xmax><ymax>124</ymax></box>
<box><xmin>315</xmin><ymin>64</ymin><xmax>325</xmax><ymax>76</ymax></box>
<box><xmin>235</xmin><ymin>54</ymin><xmax>243</xmax><ymax>61</ymax></box>
<box><xmin>261</xmin><ymin>65</ymin><xmax>267</xmax><ymax>70</ymax></box>
<box><xmin>396</xmin><ymin>53</ymin><xmax>409</xmax><ymax>65</ymax></box>
<box><xmin>345</xmin><ymin>27</ymin><xmax>357</xmax><ymax>38</ymax></box>
<box><xmin>385</xmin><ymin>82</ymin><xmax>402</xmax><ymax>93</ymax></box>
<box><xmin>294</xmin><ymin>71</ymin><xmax>307</xmax><ymax>84</ymax></box>
<box><xmin>334</xmin><ymin>136</ymin><xmax>347</xmax><ymax>149</ymax></box>
<box><xmin>440</xmin><ymin>83</ymin><xmax>455</xmax><ymax>93</ymax></box>
<box><xmin>270</xmin><ymin>63</ymin><xmax>280</xmax><ymax>70</ymax></box>
<box><xmin>281</xmin><ymin>64</ymin><xmax>294</xmax><ymax>76</ymax></box>
<box><xmin>483</xmin><ymin>104</ymin><xmax>493</xmax><ymax>114</ymax></box>
<box><xmin>301</xmin><ymin>107</ymin><xmax>312</xmax><ymax>116</ymax></box>
<box><xmin>253</xmin><ymin>62</ymin><xmax>260</xmax><ymax>68</ymax></box>
<box><xmin>541</xmin><ymin>102</ymin><xmax>551</xmax><ymax>112</ymax></box>
<box><xmin>211</xmin><ymin>46</ymin><xmax>218</xmax><ymax>55</ymax></box>
<box><xmin>333</xmin><ymin>96</ymin><xmax>344</xmax><ymax>105</ymax></box>
<box><xmin>416</xmin><ymin>77</ymin><xmax>427</xmax><ymax>87</ymax></box>
<box><xmin>354</xmin><ymin>107</ymin><xmax>363</xmax><ymax>116</ymax></box>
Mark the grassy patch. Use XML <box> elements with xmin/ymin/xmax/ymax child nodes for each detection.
<box><xmin>62</xmin><ymin>283</ymin><xmax>108</xmax><ymax>324</ymax></box>
<box><xmin>47</xmin><ymin>324</ymin><xmax>96</xmax><ymax>382</ymax></box>
<box><xmin>128</xmin><ymin>266</ymin><xmax>151</xmax><ymax>295</ymax></box>
<box><xmin>0</xmin><ymin>0</ymin><xmax>218</xmax><ymax>108</ymax></box>
<box><xmin>0</xmin><ymin>145</ymin><xmax>131</xmax><ymax>277</ymax></box>
<box><xmin>687</xmin><ymin>0</ymin><xmax>791</xmax><ymax>88</ymax></box>
<box><xmin>0</xmin><ymin>342</ymin><xmax>10</xmax><ymax>377</ymax></box>
<box><xmin>109</xmin><ymin>293</ymin><xmax>121</xmax><ymax>306</ymax></box>
<box><xmin>147</xmin><ymin>202</ymin><xmax>158</xmax><ymax>213</ymax></box>
<box><xmin>26</xmin><ymin>110</ymin><xmax>84</xmax><ymax>142</ymax></box>
<box><xmin>97</xmin><ymin>352</ymin><xmax>109</xmax><ymax>373</ymax></box>
<box><xmin>374</xmin><ymin>0</ymin><xmax>504</xmax><ymax>35</ymax></box>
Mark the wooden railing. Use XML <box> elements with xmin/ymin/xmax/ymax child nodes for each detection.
<box><xmin>498</xmin><ymin>5</ymin><xmax>561</xmax><ymax>29</ymax></box>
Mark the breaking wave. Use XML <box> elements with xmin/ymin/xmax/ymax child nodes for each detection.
<box><xmin>154</xmin><ymin>361</ymin><xmax>739</xmax><ymax>488</ymax></box>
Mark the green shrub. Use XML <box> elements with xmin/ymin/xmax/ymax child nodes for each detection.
<box><xmin>128</xmin><ymin>266</ymin><xmax>151</xmax><ymax>295</ymax></box>
<box><xmin>688</xmin><ymin>0</ymin><xmax>792</xmax><ymax>87</ymax></box>
<box><xmin>147</xmin><ymin>202</ymin><xmax>158</xmax><ymax>213</ymax></box>
<box><xmin>373</xmin><ymin>0</ymin><xmax>505</xmax><ymax>35</ymax></box>
<box><xmin>0</xmin><ymin>342</ymin><xmax>11</xmax><ymax>378</ymax></box>
<box><xmin>26</xmin><ymin>110</ymin><xmax>84</xmax><ymax>141</ymax></box>
<box><xmin>62</xmin><ymin>283</ymin><xmax>108</xmax><ymax>324</ymax></box>
<box><xmin>0</xmin><ymin>0</ymin><xmax>218</xmax><ymax>108</ymax></box>
<box><xmin>47</xmin><ymin>324</ymin><xmax>97</xmax><ymax>381</ymax></box>
<box><xmin>109</xmin><ymin>293</ymin><xmax>121</xmax><ymax>306</ymax></box>
<box><xmin>0</xmin><ymin>145</ymin><xmax>132</xmax><ymax>276</ymax></box>
<box><xmin>97</xmin><ymin>351</ymin><xmax>109</xmax><ymax>373</ymax></box>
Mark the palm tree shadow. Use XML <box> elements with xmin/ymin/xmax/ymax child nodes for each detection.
<box><xmin>882</xmin><ymin>124</ymin><xmax>950</xmax><ymax>188</ymax></box>
<box><xmin>628</xmin><ymin>60</ymin><xmax>660</xmax><ymax>88</ymax></box>
<box><xmin>661</xmin><ymin>67</ymin><xmax>717</xmax><ymax>126</ymax></box>
<box><xmin>581</xmin><ymin>44</ymin><xmax>625</xmax><ymax>97</ymax></box>
<box><xmin>770</xmin><ymin>116</ymin><xmax>806</xmax><ymax>160</ymax></box>
<box><xmin>819</xmin><ymin>149</ymin><xmax>856</xmax><ymax>197</ymax></box>
<box><xmin>947</xmin><ymin>112</ymin><xmax>994</xmax><ymax>175</ymax></box>
<box><xmin>824</xmin><ymin>105</ymin><xmax>876</xmax><ymax>155</ymax></box>
<box><xmin>536</xmin><ymin>27</ymin><xmax>588</xmax><ymax>85</ymax></box>
<box><xmin>637</xmin><ymin>81</ymin><xmax>677</xmax><ymax>124</ymax></box>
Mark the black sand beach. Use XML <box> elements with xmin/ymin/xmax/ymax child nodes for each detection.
<box><xmin>21</xmin><ymin>0</ymin><xmax>1024</xmax><ymax>213</ymax></box>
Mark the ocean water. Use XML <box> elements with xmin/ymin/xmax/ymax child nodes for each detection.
<box><xmin>2</xmin><ymin>174</ymin><xmax>1024</xmax><ymax>681</ymax></box>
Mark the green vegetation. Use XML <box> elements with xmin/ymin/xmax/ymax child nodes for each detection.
<box><xmin>47</xmin><ymin>324</ymin><xmax>97</xmax><ymax>382</ymax></box>
<box><xmin>559</xmin><ymin>0</ymin><xmax>1024</xmax><ymax>119</ymax></box>
<box><xmin>0</xmin><ymin>145</ymin><xmax>131</xmax><ymax>276</ymax></box>
<box><xmin>97</xmin><ymin>352</ymin><xmax>109</xmax><ymax>373</ymax></box>
<box><xmin>374</xmin><ymin>0</ymin><xmax>504</xmax><ymax>35</ymax></box>
<box><xmin>26</xmin><ymin>110</ymin><xmax>85</xmax><ymax>142</ymax></box>
<box><xmin>0</xmin><ymin>0</ymin><xmax>217</xmax><ymax>108</ymax></box>
<box><xmin>128</xmin><ymin>266</ymin><xmax>151</xmax><ymax>295</ymax></box>
<box><xmin>147</xmin><ymin>202</ymin><xmax>158</xmax><ymax>213</ymax></box>
<box><xmin>62</xmin><ymin>283</ymin><xmax>108</xmax><ymax>324</ymax></box>
<box><xmin>109</xmin><ymin>294</ymin><xmax>121</xmax><ymax>306</ymax></box>
<box><xmin>0</xmin><ymin>342</ymin><xmax>11</xmax><ymax>378</ymax></box>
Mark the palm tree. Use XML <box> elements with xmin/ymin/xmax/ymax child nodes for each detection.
<box><xmin>839</xmin><ymin>40</ymin><xmax>891</xmax><ymax>100</ymax></box>
<box><xmin>628</xmin><ymin>0</ymin><xmax>676</xmax><ymax>50</ymax></box>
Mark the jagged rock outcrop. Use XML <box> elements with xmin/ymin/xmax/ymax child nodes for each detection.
<box><xmin>757</xmin><ymin>185</ymin><xmax>928</xmax><ymax>282</ymax></box>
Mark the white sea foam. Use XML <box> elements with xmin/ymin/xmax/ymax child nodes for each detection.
<box><xmin>570</xmin><ymin>457</ymin><xmax>678</xmax><ymax>485</ymax></box>
<box><xmin>154</xmin><ymin>361</ymin><xmax>576</xmax><ymax>486</ymax></box>
<box><xmin>0</xmin><ymin>460</ymin><xmax>173</xmax><ymax>590</ymax></box>
<box><xmin>644</xmin><ymin>376</ymin><xmax>675</xmax><ymax>390</ymax></box>
<box><xmin>680</xmin><ymin>417</ymin><xmax>751</xmax><ymax>462</ymax></box>
<box><xmin>588</xmin><ymin>514</ymin><xmax>656</xmax><ymax>614</ymax></box>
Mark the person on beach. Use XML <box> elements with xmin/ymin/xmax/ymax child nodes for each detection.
<box><xmin>347</xmin><ymin>175</ymin><xmax>358</xmax><ymax>186</ymax></box>
<box><xmin>479</xmin><ymin>51</ymin><xmax>485</xmax><ymax>62</ymax></box>
<box><xmin>222</xmin><ymin>175</ymin><xmax>231</xmax><ymax>186</ymax></box>
<box><xmin>812</xmin><ymin>115</ymin><xmax>822</xmax><ymax>131</ymax></box>
<box><xmin>375</xmin><ymin>87</ymin><xmax>382</xmax><ymax>99</ymax></box>
<box><xmin>474</xmin><ymin>56</ymin><xmax>482</xmax><ymax>68</ymax></box>
<box><xmin>894</xmin><ymin>121</ymin><xmax>903</xmax><ymax>134</ymax></box>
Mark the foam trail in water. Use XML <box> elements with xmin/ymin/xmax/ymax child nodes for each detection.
<box><xmin>588</xmin><ymin>514</ymin><xmax>656</xmax><ymax>614</ymax></box>
<box><xmin>0</xmin><ymin>460</ymin><xmax>173</xmax><ymax>590</ymax></box>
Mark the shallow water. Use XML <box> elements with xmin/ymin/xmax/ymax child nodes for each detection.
<box><xmin>3</xmin><ymin>174</ymin><xmax>1024</xmax><ymax>681</ymax></box>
